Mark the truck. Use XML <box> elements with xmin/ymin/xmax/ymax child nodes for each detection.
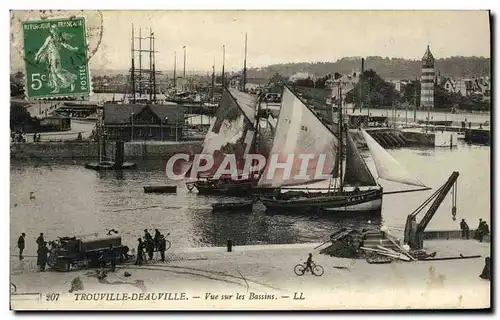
<box><xmin>47</xmin><ymin>233</ymin><xmax>131</xmax><ymax>272</ymax></box>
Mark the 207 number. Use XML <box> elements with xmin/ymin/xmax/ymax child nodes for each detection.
<box><xmin>45</xmin><ymin>293</ymin><xmax>60</xmax><ymax>301</ymax></box>
<box><xmin>31</xmin><ymin>73</ymin><xmax>47</xmax><ymax>91</ymax></box>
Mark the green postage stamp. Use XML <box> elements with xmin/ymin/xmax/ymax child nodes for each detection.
<box><xmin>22</xmin><ymin>17</ymin><xmax>90</xmax><ymax>99</ymax></box>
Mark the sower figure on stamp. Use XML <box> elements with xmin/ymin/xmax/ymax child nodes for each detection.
<box><xmin>17</xmin><ymin>233</ymin><xmax>25</xmax><ymax>260</ymax></box>
<box><xmin>34</xmin><ymin>24</ymin><xmax>79</xmax><ymax>94</ymax></box>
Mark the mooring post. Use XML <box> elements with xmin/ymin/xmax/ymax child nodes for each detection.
<box><xmin>115</xmin><ymin>140</ymin><xmax>124</xmax><ymax>168</ymax></box>
<box><xmin>227</xmin><ymin>239</ymin><xmax>232</xmax><ymax>252</ymax></box>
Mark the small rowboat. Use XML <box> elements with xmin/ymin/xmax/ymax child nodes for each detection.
<box><xmin>84</xmin><ymin>161</ymin><xmax>137</xmax><ymax>171</ymax></box>
<box><xmin>211</xmin><ymin>200</ymin><xmax>254</xmax><ymax>213</ymax></box>
<box><xmin>143</xmin><ymin>186</ymin><xmax>177</xmax><ymax>194</ymax></box>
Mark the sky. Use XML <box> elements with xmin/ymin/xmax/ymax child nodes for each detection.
<box><xmin>10</xmin><ymin>10</ymin><xmax>491</xmax><ymax>73</ymax></box>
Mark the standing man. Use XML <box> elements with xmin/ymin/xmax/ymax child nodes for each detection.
<box><xmin>135</xmin><ymin>238</ymin><xmax>144</xmax><ymax>265</ymax></box>
<box><xmin>17</xmin><ymin>233</ymin><xmax>26</xmax><ymax>260</ymax></box>
<box><xmin>460</xmin><ymin>219</ymin><xmax>469</xmax><ymax>239</ymax></box>
<box><xmin>480</xmin><ymin>257</ymin><xmax>490</xmax><ymax>281</ymax></box>
<box><xmin>36</xmin><ymin>233</ymin><xmax>44</xmax><ymax>248</ymax></box>
<box><xmin>154</xmin><ymin>229</ymin><xmax>161</xmax><ymax>251</ymax></box>
<box><xmin>108</xmin><ymin>245</ymin><xmax>117</xmax><ymax>272</ymax></box>
<box><xmin>37</xmin><ymin>242</ymin><xmax>50</xmax><ymax>272</ymax></box>
<box><xmin>475</xmin><ymin>219</ymin><xmax>483</xmax><ymax>240</ymax></box>
<box><xmin>158</xmin><ymin>235</ymin><xmax>166</xmax><ymax>262</ymax></box>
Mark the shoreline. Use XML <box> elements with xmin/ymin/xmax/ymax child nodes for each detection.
<box><xmin>10</xmin><ymin>239</ymin><xmax>490</xmax><ymax>310</ymax></box>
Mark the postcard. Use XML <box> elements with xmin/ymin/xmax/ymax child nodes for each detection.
<box><xmin>10</xmin><ymin>9</ymin><xmax>491</xmax><ymax>310</ymax></box>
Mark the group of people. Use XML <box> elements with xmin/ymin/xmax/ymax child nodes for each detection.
<box><xmin>17</xmin><ymin>232</ymin><xmax>50</xmax><ymax>271</ymax></box>
<box><xmin>10</xmin><ymin>131</ymin><xmax>43</xmax><ymax>143</ymax></box>
<box><xmin>11</xmin><ymin>131</ymin><xmax>27</xmax><ymax>143</ymax></box>
<box><xmin>135</xmin><ymin>229</ymin><xmax>169</xmax><ymax>265</ymax></box>
<box><xmin>475</xmin><ymin>219</ymin><xmax>490</xmax><ymax>242</ymax></box>
<box><xmin>459</xmin><ymin>218</ymin><xmax>490</xmax><ymax>242</ymax></box>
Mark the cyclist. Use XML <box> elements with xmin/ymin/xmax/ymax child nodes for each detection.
<box><xmin>303</xmin><ymin>253</ymin><xmax>315</xmax><ymax>275</ymax></box>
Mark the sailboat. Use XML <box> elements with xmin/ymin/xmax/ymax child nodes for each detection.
<box><xmin>258</xmin><ymin>84</ymin><xmax>429</xmax><ymax>213</ymax></box>
<box><xmin>184</xmin><ymin>86</ymin><xmax>274</xmax><ymax>195</ymax></box>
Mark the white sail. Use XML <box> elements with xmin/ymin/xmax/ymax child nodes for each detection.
<box><xmin>185</xmin><ymin>88</ymin><xmax>257</xmax><ymax>178</ymax></box>
<box><xmin>258</xmin><ymin>86</ymin><xmax>339</xmax><ymax>187</ymax></box>
<box><xmin>361</xmin><ymin>129</ymin><xmax>426</xmax><ymax>187</ymax></box>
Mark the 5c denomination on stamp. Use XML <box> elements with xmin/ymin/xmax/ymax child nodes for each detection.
<box><xmin>22</xmin><ymin>17</ymin><xmax>90</xmax><ymax>99</ymax></box>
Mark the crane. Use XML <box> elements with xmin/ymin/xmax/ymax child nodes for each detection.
<box><xmin>403</xmin><ymin>171</ymin><xmax>459</xmax><ymax>250</ymax></box>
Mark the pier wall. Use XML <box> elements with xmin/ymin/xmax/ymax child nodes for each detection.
<box><xmin>399</xmin><ymin>131</ymin><xmax>435</xmax><ymax>147</ymax></box>
<box><xmin>423</xmin><ymin>230</ymin><xmax>490</xmax><ymax>243</ymax></box>
<box><xmin>350</xmin><ymin>128</ymin><xmax>435</xmax><ymax>149</ymax></box>
<box><xmin>10</xmin><ymin>141</ymin><xmax>203</xmax><ymax>161</ymax></box>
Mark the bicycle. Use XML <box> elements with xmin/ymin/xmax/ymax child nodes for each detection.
<box><xmin>294</xmin><ymin>261</ymin><xmax>324</xmax><ymax>276</ymax></box>
<box><xmin>163</xmin><ymin>233</ymin><xmax>172</xmax><ymax>251</ymax></box>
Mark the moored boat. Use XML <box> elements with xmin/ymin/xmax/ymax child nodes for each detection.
<box><xmin>257</xmin><ymin>85</ymin><xmax>429</xmax><ymax>213</ymax></box>
<box><xmin>211</xmin><ymin>200</ymin><xmax>254</xmax><ymax>212</ymax></box>
<box><xmin>184</xmin><ymin>85</ymin><xmax>273</xmax><ymax>194</ymax></box>
<box><xmin>143</xmin><ymin>185</ymin><xmax>177</xmax><ymax>194</ymax></box>
<box><xmin>85</xmin><ymin>161</ymin><xmax>137</xmax><ymax>171</ymax></box>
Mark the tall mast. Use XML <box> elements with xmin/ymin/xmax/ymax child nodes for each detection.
<box><xmin>222</xmin><ymin>45</ymin><xmax>226</xmax><ymax>87</ymax></box>
<box><xmin>173</xmin><ymin>51</ymin><xmax>177</xmax><ymax>89</ymax></box>
<box><xmin>211</xmin><ymin>56</ymin><xmax>215</xmax><ymax>101</ymax></box>
<box><xmin>149</xmin><ymin>27</ymin><xmax>153</xmax><ymax>102</ymax></box>
<box><xmin>131</xmin><ymin>24</ymin><xmax>136</xmax><ymax>103</ymax></box>
<box><xmin>338</xmin><ymin>83</ymin><xmax>344</xmax><ymax>192</ymax></box>
<box><xmin>360</xmin><ymin>58</ymin><xmax>364</xmax><ymax>113</ymax></box>
<box><xmin>151</xmin><ymin>29</ymin><xmax>156</xmax><ymax>103</ymax></box>
<box><xmin>243</xmin><ymin>33</ymin><xmax>247</xmax><ymax>92</ymax></box>
<box><xmin>183</xmin><ymin>46</ymin><xmax>186</xmax><ymax>79</ymax></box>
<box><xmin>138</xmin><ymin>27</ymin><xmax>142</xmax><ymax>97</ymax></box>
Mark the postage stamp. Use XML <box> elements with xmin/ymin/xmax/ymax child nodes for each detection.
<box><xmin>22</xmin><ymin>17</ymin><xmax>90</xmax><ymax>99</ymax></box>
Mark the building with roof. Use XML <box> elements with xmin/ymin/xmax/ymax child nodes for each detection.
<box><xmin>102</xmin><ymin>103</ymin><xmax>185</xmax><ymax>141</ymax></box>
<box><xmin>420</xmin><ymin>45</ymin><xmax>435</xmax><ymax>110</ymax></box>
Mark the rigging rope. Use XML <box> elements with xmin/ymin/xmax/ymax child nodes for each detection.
<box><xmin>408</xmin><ymin>183</ymin><xmax>445</xmax><ymax>217</ymax></box>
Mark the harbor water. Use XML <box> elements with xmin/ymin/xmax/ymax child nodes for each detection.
<box><xmin>10</xmin><ymin>141</ymin><xmax>490</xmax><ymax>251</ymax></box>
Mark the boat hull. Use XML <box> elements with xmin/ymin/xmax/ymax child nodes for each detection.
<box><xmin>259</xmin><ymin>188</ymin><xmax>383</xmax><ymax>213</ymax></box>
<box><xmin>84</xmin><ymin>161</ymin><xmax>137</xmax><ymax>171</ymax></box>
<box><xmin>191</xmin><ymin>180</ymin><xmax>280</xmax><ymax>197</ymax></box>
<box><xmin>211</xmin><ymin>201</ymin><xmax>254</xmax><ymax>212</ymax></box>
<box><xmin>194</xmin><ymin>180</ymin><xmax>254</xmax><ymax>196</ymax></box>
<box><xmin>143</xmin><ymin>186</ymin><xmax>177</xmax><ymax>194</ymax></box>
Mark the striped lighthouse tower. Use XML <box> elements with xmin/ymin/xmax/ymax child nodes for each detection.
<box><xmin>420</xmin><ymin>45</ymin><xmax>435</xmax><ymax>110</ymax></box>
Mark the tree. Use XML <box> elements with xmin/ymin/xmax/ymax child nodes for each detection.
<box><xmin>345</xmin><ymin>69</ymin><xmax>400</xmax><ymax>108</ymax></box>
<box><xmin>314</xmin><ymin>74</ymin><xmax>331</xmax><ymax>89</ymax></box>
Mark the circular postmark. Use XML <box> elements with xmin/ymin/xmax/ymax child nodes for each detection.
<box><xmin>10</xmin><ymin>10</ymin><xmax>103</xmax><ymax>72</ymax></box>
